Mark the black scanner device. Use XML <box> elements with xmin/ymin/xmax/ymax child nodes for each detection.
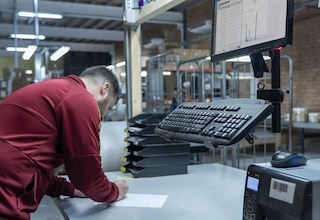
<box><xmin>271</xmin><ymin>151</ymin><xmax>307</xmax><ymax>168</ymax></box>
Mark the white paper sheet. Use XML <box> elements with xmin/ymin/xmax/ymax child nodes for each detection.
<box><xmin>111</xmin><ymin>193</ymin><xmax>168</xmax><ymax>208</ymax></box>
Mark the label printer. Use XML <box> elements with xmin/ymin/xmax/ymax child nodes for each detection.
<box><xmin>243</xmin><ymin>159</ymin><xmax>320</xmax><ymax>220</ymax></box>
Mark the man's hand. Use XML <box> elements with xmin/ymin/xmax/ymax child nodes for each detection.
<box><xmin>114</xmin><ymin>179</ymin><xmax>129</xmax><ymax>201</ymax></box>
<box><xmin>73</xmin><ymin>189</ymin><xmax>86</xmax><ymax>198</ymax></box>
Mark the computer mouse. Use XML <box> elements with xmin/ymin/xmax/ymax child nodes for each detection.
<box><xmin>271</xmin><ymin>151</ymin><xmax>307</xmax><ymax>168</ymax></box>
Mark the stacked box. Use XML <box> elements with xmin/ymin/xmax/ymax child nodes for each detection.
<box><xmin>308</xmin><ymin>113</ymin><xmax>320</xmax><ymax>123</ymax></box>
<box><xmin>2</xmin><ymin>68</ymin><xmax>35</xmax><ymax>94</ymax></box>
<box><xmin>0</xmin><ymin>71</ymin><xmax>9</xmax><ymax>101</ymax></box>
<box><xmin>0</xmin><ymin>79</ymin><xmax>7</xmax><ymax>102</ymax></box>
<box><xmin>121</xmin><ymin>113</ymin><xmax>190</xmax><ymax>178</ymax></box>
<box><xmin>293</xmin><ymin>107</ymin><xmax>308</xmax><ymax>122</ymax></box>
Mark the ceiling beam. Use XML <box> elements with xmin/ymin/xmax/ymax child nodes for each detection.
<box><xmin>0</xmin><ymin>39</ymin><xmax>115</xmax><ymax>57</ymax></box>
<box><xmin>0</xmin><ymin>24</ymin><xmax>124</xmax><ymax>41</ymax></box>
<box><xmin>135</xmin><ymin>0</ymin><xmax>186</xmax><ymax>24</ymax></box>
<box><xmin>0</xmin><ymin>0</ymin><xmax>183</xmax><ymax>25</ymax></box>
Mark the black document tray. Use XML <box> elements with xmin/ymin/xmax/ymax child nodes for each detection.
<box><xmin>125</xmin><ymin>144</ymin><xmax>190</xmax><ymax>157</ymax></box>
<box><xmin>121</xmin><ymin>163</ymin><xmax>188</xmax><ymax>178</ymax></box>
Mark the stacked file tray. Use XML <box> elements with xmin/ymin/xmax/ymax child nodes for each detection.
<box><xmin>121</xmin><ymin>114</ymin><xmax>190</xmax><ymax>178</ymax></box>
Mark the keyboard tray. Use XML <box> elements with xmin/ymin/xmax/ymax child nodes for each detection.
<box><xmin>155</xmin><ymin>98</ymin><xmax>273</xmax><ymax>147</ymax></box>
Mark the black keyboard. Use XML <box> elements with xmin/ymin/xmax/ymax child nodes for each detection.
<box><xmin>155</xmin><ymin>98</ymin><xmax>274</xmax><ymax>147</ymax></box>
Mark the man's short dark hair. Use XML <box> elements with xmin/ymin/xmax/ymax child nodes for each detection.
<box><xmin>80</xmin><ymin>65</ymin><xmax>120</xmax><ymax>102</ymax></box>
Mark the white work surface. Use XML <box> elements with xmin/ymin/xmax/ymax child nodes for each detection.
<box><xmin>49</xmin><ymin>163</ymin><xmax>247</xmax><ymax>220</ymax></box>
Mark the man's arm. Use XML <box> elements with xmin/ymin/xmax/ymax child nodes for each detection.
<box><xmin>46</xmin><ymin>175</ymin><xmax>75</xmax><ymax>198</ymax></box>
<box><xmin>47</xmin><ymin>175</ymin><xmax>88</xmax><ymax>198</ymax></box>
<box><xmin>57</xmin><ymin>93</ymin><xmax>128</xmax><ymax>202</ymax></box>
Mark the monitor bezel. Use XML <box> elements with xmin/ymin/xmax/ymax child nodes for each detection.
<box><xmin>210</xmin><ymin>0</ymin><xmax>294</xmax><ymax>63</ymax></box>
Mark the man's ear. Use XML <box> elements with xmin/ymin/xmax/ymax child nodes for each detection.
<box><xmin>101</xmin><ymin>82</ymin><xmax>110</xmax><ymax>95</ymax></box>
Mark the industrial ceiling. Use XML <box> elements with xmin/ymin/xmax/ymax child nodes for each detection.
<box><xmin>0</xmin><ymin>0</ymin><xmax>318</xmax><ymax>57</ymax></box>
<box><xmin>0</xmin><ymin>0</ymin><xmax>191</xmax><ymax>57</ymax></box>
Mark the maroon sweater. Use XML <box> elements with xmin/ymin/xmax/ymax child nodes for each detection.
<box><xmin>0</xmin><ymin>75</ymin><xmax>119</xmax><ymax>219</ymax></box>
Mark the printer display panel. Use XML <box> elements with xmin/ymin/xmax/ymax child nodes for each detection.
<box><xmin>246</xmin><ymin>176</ymin><xmax>259</xmax><ymax>192</ymax></box>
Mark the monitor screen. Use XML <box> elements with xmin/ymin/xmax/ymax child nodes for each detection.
<box><xmin>211</xmin><ymin>0</ymin><xmax>294</xmax><ymax>62</ymax></box>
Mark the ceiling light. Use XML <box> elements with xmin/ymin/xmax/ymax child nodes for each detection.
<box><xmin>116</xmin><ymin>61</ymin><xmax>126</xmax><ymax>67</ymax></box>
<box><xmin>163</xmin><ymin>71</ymin><xmax>171</xmax><ymax>76</ymax></box>
<box><xmin>18</xmin><ymin>11</ymin><xmax>63</xmax><ymax>19</ymax></box>
<box><xmin>50</xmin><ymin>46</ymin><xmax>70</xmax><ymax>61</ymax></box>
<box><xmin>141</xmin><ymin>71</ymin><xmax>147</xmax><ymax>77</ymax></box>
<box><xmin>22</xmin><ymin>45</ymin><xmax>37</xmax><ymax>60</ymax></box>
<box><xmin>106</xmin><ymin>65</ymin><xmax>115</xmax><ymax>70</ymax></box>
<box><xmin>6</xmin><ymin>47</ymin><xmax>27</xmax><ymax>52</ymax></box>
<box><xmin>10</xmin><ymin>34</ymin><xmax>45</xmax><ymax>40</ymax></box>
<box><xmin>143</xmin><ymin>38</ymin><xmax>164</xmax><ymax>49</ymax></box>
<box><xmin>226</xmin><ymin>55</ymin><xmax>271</xmax><ymax>62</ymax></box>
<box><xmin>25</xmin><ymin>70</ymin><xmax>33</xmax><ymax>74</ymax></box>
<box><xmin>187</xmin><ymin>20</ymin><xmax>212</xmax><ymax>34</ymax></box>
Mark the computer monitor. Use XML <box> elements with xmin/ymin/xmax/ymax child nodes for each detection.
<box><xmin>211</xmin><ymin>0</ymin><xmax>294</xmax><ymax>63</ymax></box>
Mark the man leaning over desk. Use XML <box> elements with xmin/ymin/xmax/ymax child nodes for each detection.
<box><xmin>0</xmin><ymin>65</ymin><xmax>129</xmax><ymax>219</ymax></box>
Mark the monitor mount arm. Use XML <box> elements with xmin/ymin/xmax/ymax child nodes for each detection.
<box><xmin>250</xmin><ymin>48</ymin><xmax>284</xmax><ymax>133</ymax></box>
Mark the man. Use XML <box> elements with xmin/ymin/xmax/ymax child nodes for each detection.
<box><xmin>0</xmin><ymin>65</ymin><xmax>129</xmax><ymax>219</ymax></box>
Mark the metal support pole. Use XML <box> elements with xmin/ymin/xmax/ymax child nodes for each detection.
<box><xmin>125</xmin><ymin>25</ymin><xmax>133</xmax><ymax>119</ymax></box>
<box><xmin>13</xmin><ymin>0</ymin><xmax>18</xmax><ymax>68</ymax></box>
<box><xmin>270</xmin><ymin>49</ymin><xmax>281</xmax><ymax>133</ymax></box>
<box><xmin>281</xmin><ymin>55</ymin><xmax>293</xmax><ymax>151</ymax></box>
<box><xmin>221</xmin><ymin>61</ymin><xmax>227</xmax><ymax>99</ymax></box>
<box><xmin>33</xmin><ymin>0</ymin><xmax>41</xmax><ymax>82</ymax></box>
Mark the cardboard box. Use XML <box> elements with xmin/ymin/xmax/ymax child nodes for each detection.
<box><xmin>292</xmin><ymin>107</ymin><xmax>308</xmax><ymax>122</ymax></box>
<box><xmin>308</xmin><ymin>112</ymin><xmax>320</xmax><ymax>123</ymax></box>
<box><xmin>12</xmin><ymin>79</ymin><xmax>31</xmax><ymax>92</ymax></box>
<box><xmin>0</xmin><ymin>89</ymin><xmax>7</xmax><ymax>98</ymax></box>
